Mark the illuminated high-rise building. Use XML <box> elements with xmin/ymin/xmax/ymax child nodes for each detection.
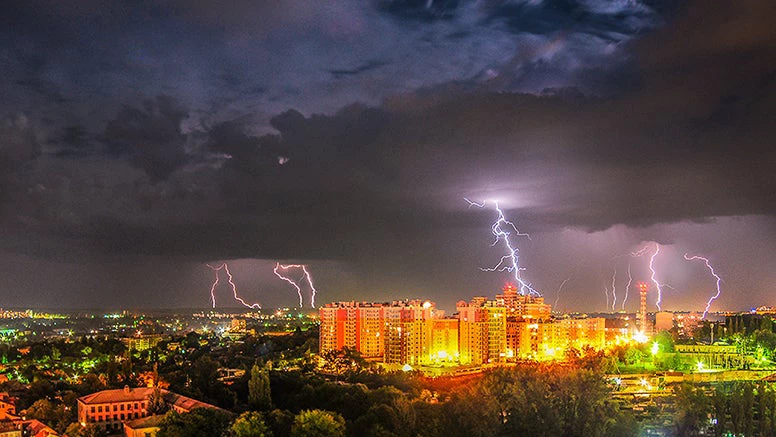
<box><xmin>427</xmin><ymin>318</ymin><xmax>459</xmax><ymax>363</ymax></box>
<box><xmin>457</xmin><ymin>298</ymin><xmax>507</xmax><ymax>365</ymax></box>
<box><xmin>319</xmin><ymin>302</ymin><xmax>386</xmax><ymax>359</ymax></box>
<box><xmin>319</xmin><ymin>300</ymin><xmax>444</xmax><ymax>365</ymax></box>
<box><xmin>384</xmin><ymin>300</ymin><xmax>429</xmax><ymax>365</ymax></box>
<box><xmin>320</xmin><ymin>285</ymin><xmax>610</xmax><ymax>366</ymax></box>
<box><xmin>655</xmin><ymin>311</ymin><xmax>674</xmax><ymax>332</ymax></box>
<box><xmin>560</xmin><ymin>317</ymin><xmax>606</xmax><ymax>350</ymax></box>
<box><xmin>496</xmin><ymin>284</ymin><xmax>551</xmax><ymax>320</ymax></box>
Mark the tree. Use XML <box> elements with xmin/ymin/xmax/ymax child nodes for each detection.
<box><xmin>290</xmin><ymin>409</ymin><xmax>346</xmax><ymax>437</ymax></box>
<box><xmin>147</xmin><ymin>384</ymin><xmax>169</xmax><ymax>415</ymax></box>
<box><xmin>157</xmin><ymin>408</ymin><xmax>233</xmax><ymax>437</ymax></box>
<box><xmin>320</xmin><ymin>347</ymin><xmax>371</xmax><ymax>379</ymax></box>
<box><xmin>231</xmin><ymin>411</ymin><xmax>272</xmax><ymax>437</ymax></box>
<box><xmin>674</xmin><ymin>383</ymin><xmax>710</xmax><ymax>436</ymax></box>
<box><xmin>248</xmin><ymin>364</ymin><xmax>272</xmax><ymax>410</ymax></box>
<box><xmin>266</xmin><ymin>409</ymin><xmax>294</xmax><ymax>437</ymax></box>
<box><xmin>147</xmin><ymin>362</ymin><xmax>169</xmax><ymax>415</ymax></box>
<box><xmin>624</xmin><ymin>347</ymin><xmax>644</xmax><ymax>365</ymax></box>
<box><xmin>65</xmin><ymin>423</ymin><xmax>108</xmax><ymax>437</ymax></box>
<box><xmin>24</xmin><ymin>399</ymin><xmax>55</xmax><ymax>423</ymax></box>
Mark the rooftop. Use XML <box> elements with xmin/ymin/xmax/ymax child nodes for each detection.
<box><xmin>78</xmin><ymin>387</ymin><xmax>154</xmax><ymax>404</ymax></box>
<box><xmin>125</xmin><ymin>414</ymin><xmax>164</xmax><ymax>430</ymax></box>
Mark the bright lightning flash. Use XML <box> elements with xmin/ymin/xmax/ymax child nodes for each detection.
<box><xmin>207</xmin><ymin>263</ymin><xmax>261</xmax><ymax>309</ymax></box>
<box><xmin>683</xmin><ymin>254</ymin><xmax>723</xmax><ymax>319</ymax></box>
<box><xmin>465</xmin><ymin>198</ymin><xmax>540</xmax><ymax>296</ymax></box>
<box><xmin>273</xmin><ymin>263</ymin><xmax>319</xmax><ymax>308</ymax></box>
<box><xmin>631</xmin><ymin>243</ymin><xmax>669</xmax><ymax>311</ymax></box>
<box><xmin>648</xmin><ymin>243</ymin><xmax>664</xmax><ymax>311</ymax></box>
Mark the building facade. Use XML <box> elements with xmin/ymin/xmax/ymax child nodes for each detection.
<box><xmin>77</xmin><ymin>386</ymin><xmax>222</xmax><ymax>436</ymax></box>
<box><xmin>319</xmin><ymin>285</ymin><xmax>612</xmax><ymax>367</ymax></box>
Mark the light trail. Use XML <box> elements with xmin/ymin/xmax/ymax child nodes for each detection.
<box><xmin>273</xmin><ymin>263</ymin><xmax>319</xmax><ymax>308</ymax></box>
<box><xmin>206</xmin><ymin>263</ymin><xmax>262</xmax><ymax>309</ymax></box>
<box><xmin>465</xmin><ymin>198</ymin><xmax>540</xmax><ymax>296</ymax></box>
<box><xmin>683</xmin><ymin>253</ymin><xmax>723</xmax><ymax>319</ymax></box>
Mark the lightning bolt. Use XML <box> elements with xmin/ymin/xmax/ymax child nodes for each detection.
<box><xmin>604</xmin><ymin>285</ymin><xmax>609</xmax><ymax>311</ymax></box>
<box><xmin>630</xmin><ymin>246</ymin><xmax>651</xmax><ymax>257</ymax></box>
<box><xmin>630</xmin><ymin>243</ymin><xmax>669</xmax><ymax>311</ymax></box>
<box><xmin>621</xmin><ymin>262</ymin><xmax>632</xmax><ymax>311</ymax></box>
<box><xmin>206</xmin><ymin>263</ymin><xmax>261</xmax><ymax>309</ymax></box>
<box><xmin>207</xmin><ymin>264</ymin><xmax>220</xmax><ymax>308</ymax></box>
<box><xmin>648</xmin><ymin>243</ymin><xmax>664</xmax><ymax>311</ymax></box>
<box><xmin>610</xmin><ymin>268</ymin><xmax>617</xmax><ymax>311</ymax></box>
<box><xmin>553</xmin><ymin>277</ymin><xmax>571</xmax><ymax>310</ymax></box>
<box><xmin>683</xmin><ymin>253</ymin><xmax>723</xmax><ymax>319</ymax></box>
<box><xmin>273</xmin><ymin>263</ymin><xmax>319</xmax><ymax>308</ymax></box>
<box><xmin>465</xmin><ymin>198</ymin><xmax>540</xmax><ymax>296</ymax></box>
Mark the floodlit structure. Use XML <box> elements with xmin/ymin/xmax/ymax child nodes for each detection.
<box><xmin>638</xmin><ymin>282</ymin><xmax>649</xmax><ymax>334</ymax></box>
<box><xmin>320</xmin><ymin>284</ymin><xmax>611</xmax><ymax>366</ymax></box>
<box><xmin>77</xmin><ymin>386</ymin><xmax>224</xmax><ymax>435</ymax></box>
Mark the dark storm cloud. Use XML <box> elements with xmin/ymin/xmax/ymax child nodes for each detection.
<box><xmin>0</xmin><ymin>0</ymin><xmax>660</xmax><ymax>129</ymax></box>
<box><xmin>103</xmin><ymin>97</ymin><xmax>189</xmax><ymax>181</ymax></box>
<box><xmin>0</xmin><ymin>0</ymin><xmax>774</xmax><ymax>309</ymax></box>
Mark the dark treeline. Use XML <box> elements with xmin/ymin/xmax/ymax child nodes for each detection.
<box><xmin>675</xmin><ymin>381</ymin><xmax>776</xmax><ymax>437</ymax></box>
<box><xmin>248</xmin><ymin>358</ymin><xmax>639</xmax><ymax>437</ymax></box>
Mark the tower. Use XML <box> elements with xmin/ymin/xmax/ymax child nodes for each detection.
<box><xmin>637</xmin><ymin>282</ymin><xmax>648</xmax><ymax>333</ymax></box>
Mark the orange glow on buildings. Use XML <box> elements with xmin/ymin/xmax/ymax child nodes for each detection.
<box><xmin>319</xmin><ymin>285</ymin><xmax>616</xmax><ymax>367</ymax></box>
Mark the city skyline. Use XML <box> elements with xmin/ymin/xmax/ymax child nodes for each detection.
<box><xmin>1</xmin><ymin>1</ymin><xmax>774</xmax><ymax>311</ymax></box>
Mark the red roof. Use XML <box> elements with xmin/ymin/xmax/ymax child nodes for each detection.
<box><xmin>78</xmin><ymin>387</ymin><xmax>155</xmax><ymax>404</ymax></box>
<box><xmin>23</xmin><ymin>419</ymin><xmax>59</xmax><ymax>437</ymax></box>
<box><xmin>78</xmin><ymin>387</ymin><xmax>224</xmax><ymax>413</ymax></box>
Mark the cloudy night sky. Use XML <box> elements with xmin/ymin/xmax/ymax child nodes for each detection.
<box><xmin>0</xmin><ymin>0</ymin><xmax>774</xmax><ymax>312</ymax></box>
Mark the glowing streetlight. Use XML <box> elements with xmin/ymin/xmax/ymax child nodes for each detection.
<box><xmin>651</xmin><ymin>342</ymin><xmax>659</xmax><ymax>356</ymax></box>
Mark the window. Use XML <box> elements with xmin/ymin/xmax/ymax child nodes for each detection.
<box><xmin>113</xmin><ymin>414</ymin><xmax>118</xmax><ymax>420</ymax></box>
<box><xmin>120</xmin><ymin>413</ymin><xmax>125</xmax><ymax>420</ymax></box>
<box><xmin>145</xmin><ymin>433</ymin><xmax>152</xmax><ymax>437</ymax></box>
<box><xmin>134</xmin><ymin>403</ymin><xmax>139</xmax><ymax>409</ymax></box>
<box><xmin>120</xmin><ymin>404</ymin><xmax>124</xmax><ymax>410</ymax></box>
<box><xmin>90</xmin><ymin>406</ymin><xmax>95</xmax><ymax>413</ymax></box>
<box><xmin>113</xmin><ymin>405</ymin><xmax>118</xmax><ymax>411</ymax></box>
<box><xmin>98</xmin><ymin>406</ymin><xmax>102</xmax><ymax>413</ymax></box>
